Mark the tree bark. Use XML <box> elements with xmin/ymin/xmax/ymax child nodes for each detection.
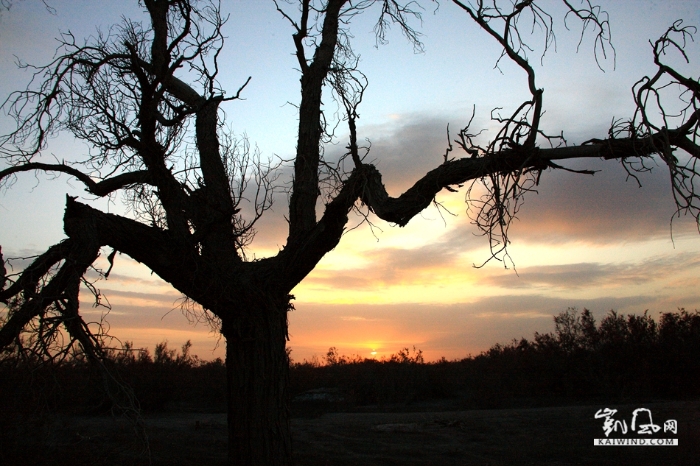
<box><xmin>221</xmin><ymin>295</ymin><xmax>292</xmax><ymax>466</ymax></box>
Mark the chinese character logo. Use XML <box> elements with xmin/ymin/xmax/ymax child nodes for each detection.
<box><xmin>631</xmin><ymin>408</ymin><xmax>661</xmax><ymax>434</ymax></box>
<box><xmin>595</xmin><ymin>408</ymin><xmax>627</xmax><ymax>437</ymax></box>
<box><xmin>664</xmin><ymin>420</ymin><xmax>678</xmax><ymax>434</ymax></box>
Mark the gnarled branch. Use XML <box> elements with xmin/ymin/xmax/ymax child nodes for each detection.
<box><xmin>0</xmin><ymin>163</ymin><xmax>151</xmax><ymax>197</ymax></box>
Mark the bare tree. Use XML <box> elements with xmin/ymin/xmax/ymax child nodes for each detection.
<box><xmin>1</xmin><ymin>0</ymin><xmax>698</xmax><ymax>464</ymax></box>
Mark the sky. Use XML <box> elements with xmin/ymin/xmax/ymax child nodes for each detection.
<box><xmin>1</xmin><ymin>0</ymin><xmax>700</xmax><ymax>362</ymax></box>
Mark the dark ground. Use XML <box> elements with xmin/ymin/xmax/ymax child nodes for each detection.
<box><xmin>2</xmin><ymin>399</ymin><xmax>697</xmax><ymax>465</ymax></box>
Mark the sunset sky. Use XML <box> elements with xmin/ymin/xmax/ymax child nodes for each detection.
<box><xmin>1</xmin><ymin>0</ymin><xmax>700</xmax><ymax>362</ymax></box>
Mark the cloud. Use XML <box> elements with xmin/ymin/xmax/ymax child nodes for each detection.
<box><xmin>511</xmin><ymin>156</ymin><xmax>696</xmax><ymax>244</ymax></box>
<box><xmin>98</xmin><ymin>272</ymin><xmax>167</xmax><ymax>287</ymax></box>
<box><xmin>305</xmin><ymin>273</ymin><xmax>374</xmax><ymax>290</ymax></box>
<box><xmin>480</xmin><ymin>253</ymin><xmax>700</xmax><ymax>291</ymax></box>
<box><xmin>81</xmin><ymin>302</ymin><xmax>216</xmax><ymax>333</ymax></box>
<box><xmin>339</xmin><ymin>315</ymin><xmax>380</xmax><ymax>322</ymax></box>
<box><xmin>95</xmin><ymin>288</ymin><xmax>182</xmax><ymax>304</ymax></box>
<box><xmin>483</xmin><ymin>262</ymin><xmax>625</xmax><ymax>290</ymax></box>
<box><xmin>304</xmin><ymin>223</ymin><xmax>483</xmax><ymax>290</ymax></box>
<box><xmin>0</xmin><ymin>247</ymin><xmax>53</xmax><ymax>274</ymax></box>
<box><xmin>355</xmin><ymin>114</ymin><xmax>488</xmax><ymax>194</ymax></box>
<box><xmin>364</xmin><ymin>232</ymin><xmax>476</xmax><ymax>275</ymax></box>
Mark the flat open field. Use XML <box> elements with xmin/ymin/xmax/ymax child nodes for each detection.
<box><xmin>3</xmin><ymin>400</ymin><xmax>698</xmax><ymax>465</ymax></box>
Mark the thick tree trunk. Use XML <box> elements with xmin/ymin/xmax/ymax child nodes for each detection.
<box><xmin>222</xmin><ymin>296</ymin><xmax>292</xmax><ymax>465</ymax></box>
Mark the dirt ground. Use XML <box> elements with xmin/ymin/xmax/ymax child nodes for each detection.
<box><xmin>3</xmin><ymin>400</ymin><xmax>698</xmax><ymax>465</ymax></box>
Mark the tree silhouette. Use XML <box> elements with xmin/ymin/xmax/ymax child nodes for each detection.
<box><xmin>1</xmin><ymin>1</ymin><xmax>699</xmax><ymax>464</ymax></box>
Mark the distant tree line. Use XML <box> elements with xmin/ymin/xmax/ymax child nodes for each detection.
<box><xmin>463</xmin><ymin>308</ymin><xmax>700</xmax><ymax>407</ymax></box>
<box><xmin>1</xmin><ymin>308</ymin><xmax>699</xmax><ymax>422</ymax></box>
<box><xmin>287</xmin><ymin>308</ymin><xmax>700</xmax><ymax>409</ymax></box>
